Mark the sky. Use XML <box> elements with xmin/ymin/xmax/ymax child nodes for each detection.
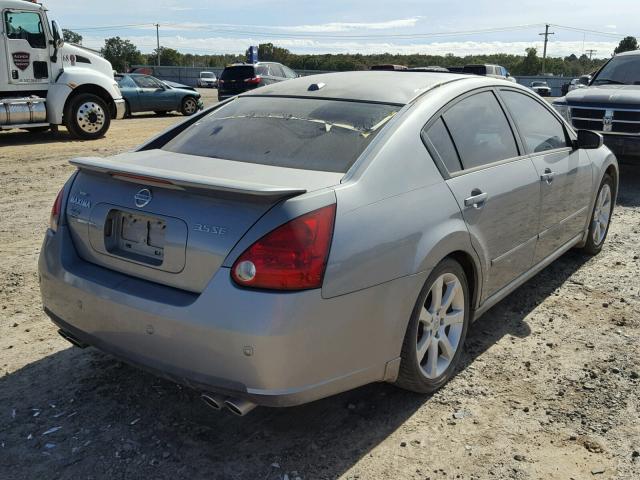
<box><xmin>48</xmin><ymin>0</ymin><xmax>640</xmax><ymax>58</ymax></box>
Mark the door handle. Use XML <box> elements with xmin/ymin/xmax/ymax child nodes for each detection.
<box><xmin>540</xmin><ymin>168</ymin><xmax>555</xmax><ymax>184</ymax></box>
<box><xmin>464</xmin><ymin>190</ymin><xmax>488</xmax><ymax>208</ymax></box>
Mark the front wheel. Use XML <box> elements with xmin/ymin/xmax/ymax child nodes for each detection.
<box><xmin>180</xmin><ymin>96</ymin><xmax>199</xmax><ymax>116</ymax></box>
<box><xmin>64</xmin><ymin>93</ymin><xmax>111</xmax><ymax>139</ymax></box>
<box><xmin>396</xmin><ymin>258</ymin><xmax>470</xmax><ymax>394</ymax></box>
<box><xmin>582</xmin><ymin>174</ymin><xmax>614</xmax><ymax>255</ymax></box>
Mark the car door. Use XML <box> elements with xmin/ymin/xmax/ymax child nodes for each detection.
<box><xmin>116</xmin><ymin>75</ymin><xmax>141</xmax><ymax>112</ymax></box>
<box><xmin>499</xmin><ymin>89</ymin><xmax>593</xmax><ymax>263</ymax></box>
<box><xmin>132</xmin><ymin>75</ymin><xmax>175</xmax><ymax>111</ymax></box>
<box><xmin>3</xmin><ymin>10</ymin><xmax>50</xmax><ymax>86</ymax></box>
<box><xmin>423</xmin><ymin>90</ymin><xmax>541</xmax><ymax>300</ymax></box>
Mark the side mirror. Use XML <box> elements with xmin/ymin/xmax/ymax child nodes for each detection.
<box><xmin>576</xmin><ymin>130</ymin><xmax>603</xmax><ymax>150</ymax></box>
<box><xmin>50</xmin><ymin>20</ymin><xmax>64</xmax><ymax>62</ymax></box>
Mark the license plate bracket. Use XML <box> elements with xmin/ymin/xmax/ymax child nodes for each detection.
<box><xmin>105</xmin><ymin>210</ymin><xmax>166</xmax><ymax>265</ymax></box>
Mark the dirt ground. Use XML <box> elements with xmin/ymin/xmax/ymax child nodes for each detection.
<box><xmin>0</xmin><ymin>88</ymin><xmax>639</xmax><ymax>480</ymax></box>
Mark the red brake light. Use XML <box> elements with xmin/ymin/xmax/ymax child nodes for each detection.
<box><xmin>49</xmin><ymin>188</ymin><xmax>64</xmax><ymax>232</ymax></box>
<box><xmin>243</xmin><ymin>75</ymin><xmax>262</xmax><ymax>85</ymax></box>
<box><xmin>231</xmin><ymin>204</ymin><xmax>336</xmax><ymax>290</ymax></box>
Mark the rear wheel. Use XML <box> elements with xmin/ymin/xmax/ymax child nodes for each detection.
<box><xmin>396</xmin><ymin>258</ymin><xmax>470</xmax><ymax>394</ymax></box>
<box><xmin>582</xmin><ymin>174</ymin><xmax>614</xmax><ymax>255</ymax></box>
<box><xmin>180</xmin><ymin>96</ymin><xmax>198</xmax><ymax>116</ymax></box>
<box><xmin>64</xmin><ymin>93</ymin><xmax>110</xmax><ymax>139</ymax></box>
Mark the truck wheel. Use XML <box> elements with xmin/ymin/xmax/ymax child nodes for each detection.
<box><xmin>64</xmin><ymin>93</ymin><xmax>111</xmax><ymax>140</ymax></box>
<box><xmin>180</xmin><ymin>96</ymin><xmax>198</xmax><ymax>116</ymax></box>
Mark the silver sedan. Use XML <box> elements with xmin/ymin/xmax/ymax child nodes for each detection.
<box><xmin>39</xmin><ymin>71</ymin><xmax>618</xmax><ymax>415</ymax></box>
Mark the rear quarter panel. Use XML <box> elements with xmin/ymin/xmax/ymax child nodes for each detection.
<box><xmin>323</xmin><ymin>81</ymin><xmax>483</xmax><ymax>300</ymax></box>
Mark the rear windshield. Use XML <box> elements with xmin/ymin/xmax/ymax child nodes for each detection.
<box><xmin>220</xmin><ymin>66</ymin><xmax>255</xmax><ymax>81</ymax></box>
<box><xmin>463</xmin><ymin>65</ymin><xmax>487</xmax><ymax>75</ymax></box>
<box><xmin>162</xmin><ymin>97</ymin><xmax>400</xmax><ymax>173</ymax></box>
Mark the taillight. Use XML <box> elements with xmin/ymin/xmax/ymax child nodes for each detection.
<box><xmin>231</xmin><ymin>204</ymin><xmax>336</xmax><ymax>290</ymax></box>
<box><xmin>49</xmin><ymin>188</ymin><xmax>64</xmax><ymax>232</ymax></box>
<box><xmin>244</xmin><ymin>76</ymin><xmax>262</xmax><ymax>85</ymax></box>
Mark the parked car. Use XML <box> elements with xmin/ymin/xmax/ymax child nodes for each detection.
<box><xmin>463</xmin><ymin>64</ymin><xmax>517</xmax><ymax>82</ymax></box>
<box><xmin>553</xmin><ymin>50</ymin><xmax>640</xmax><ymax>161</ymax></box>
<box><xmin>370</xmin><ymin>64</ymin><xmax>408</xmax><ymax>71</ymax></box>
<box><xmin>217</xmin><ymin>62</ymin><xmax>297</xmax><ymax>101</ymax></box>
<box><xmin>568</xmin><ymin>75</ymin><xmax>591</xmax><ymax>92</ymax></box>
<box><xmin>530</xmin><ymin>81</ymin><xmax>552</xmax><ymax>97</ymax></box>
<box><xmin>197</xmin><ymin>71</ymin><xmax>217</xmax><ymax>88</ymax></box>
<box><xmin>40</xmin><ymin>71</ymin><xmax>617</xmax><ymax>415</ymax></box>
<box><xmin>116</xmin><ymin>74</ymin><xmax>203</xmax><ymax>116</ymax></box>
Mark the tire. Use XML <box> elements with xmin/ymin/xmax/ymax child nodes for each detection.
<box><xmin>395</xmin><ymin>258</ymin><xmax>470</xmax><ymax>394</ymax></box>
<box><xmin>64</xmin><ymin>93</ymin><xmax>111</xmax><ymax>139</ymax></box>
<box><xmin>582</xmin><ymin>174</ymin><xmax>614</xmax><ymax>255</ymax></box>
<box><xmin>154</xmin><ymin>111</ymin><xmax>168</xmax><ymax>115</ymax></box>
<box><xmin>180</xmin><ymin>96</ymin><xmax>198</xmax><ymax>116</ymax></box>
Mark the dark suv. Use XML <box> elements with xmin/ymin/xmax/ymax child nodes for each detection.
<box><xmin>218</xmin><ymin>62</ymin><xmax>298</xmax><ymax>100</ymax></box>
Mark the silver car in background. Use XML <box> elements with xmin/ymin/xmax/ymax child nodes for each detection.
<box><xmin>39</xmin><ymin>71</ymin><xmax>618</xmax><ymax>415</ymax></box>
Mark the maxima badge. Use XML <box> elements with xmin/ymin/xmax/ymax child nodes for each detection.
<box><xmin>134</xmin><ymin>188</ymin><xmax>152</xmax><ymax>208</ymax></box>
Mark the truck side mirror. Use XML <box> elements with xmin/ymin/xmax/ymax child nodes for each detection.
<box><xmin>50</xmin><ymin>21</ymin><xmax>64</xmax><ymax>62</ymax></box>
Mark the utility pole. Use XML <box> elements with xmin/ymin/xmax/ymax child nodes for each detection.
<box><xmin>586</xmin><ymin>49</ymin><xmax>597</xmax><ymax>60</ymax></box>
<box><xmin>538</xmin><ymin>24</ymin><xmax>555</xmax><ymax>74</ymax></box>
<box><xmin>155</xmin><ymin>23</ymin><xmax>160</xmax><ymax>66</ymax></box>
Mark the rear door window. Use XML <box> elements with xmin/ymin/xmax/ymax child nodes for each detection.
<box><xmin>422</xmin><ymin>118</ymin><xmax>462</xmax><ymax>173</ymax></box>
<box><xmin>443</xmin><ymin>91</ymin><xmax>519</xmax><ymax>170</ymax></box>
<box><xmin>162</xmin><ymin>97</ymin><xmax>400</xmax><ymax>173</ymax></box>
<box><xmin>268</xmin><ymin>64</ymin><xmax>286</xmax><ymax>78</ymax></box>
<box><xmin>500</xmin><ymin>90</ymin><xmax>569</xmax><ymax>153</ymax></box>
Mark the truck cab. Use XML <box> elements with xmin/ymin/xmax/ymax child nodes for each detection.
<box><xmin>553</xmin><ymin>50</ymin><xmax>640</xmax><ymax>161</ymax></box>
<box><xmin>0</xmin><ymin>0</ymin><xmax>125</xmax><ymax>138</ymax></box>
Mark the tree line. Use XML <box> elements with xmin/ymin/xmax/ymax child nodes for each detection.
<box><xmin>62</xmin><ymin>30</ymin><xmax>639</xmax><ymax>77</ymax></box>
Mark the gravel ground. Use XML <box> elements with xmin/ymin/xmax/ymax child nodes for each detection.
<box><xmin>0</xmin><ymin>89</ymin><xmax>639</xmax><ymax>479</ymax></box>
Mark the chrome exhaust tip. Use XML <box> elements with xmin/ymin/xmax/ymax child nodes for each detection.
<box><xmin>201</xmin><ymin>393</ymin><xmax>225</xmax><ymax>411</ymax></box>
<box><xmin>224</xmin><ymin>397</ymin><xmax>257</xmax><ymax>416</ymax></box>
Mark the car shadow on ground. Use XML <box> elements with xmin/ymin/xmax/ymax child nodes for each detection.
<box><xmin>1</xmin><ymin>250</ymin><xmax>591</xmax><ymax>479</ymax></box>
<box><xmin>616</xmin><ymin>163</ymin><xmax>640</xmax><ymax>207</ymax></box>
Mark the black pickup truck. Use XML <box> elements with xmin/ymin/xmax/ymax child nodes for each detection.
<box><xmin>553</xmin><ymin>50</ymin><xmax>640</xmax><ymax>161</ymax></box>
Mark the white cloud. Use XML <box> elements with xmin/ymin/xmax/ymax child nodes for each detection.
<box><xmin>277</xmin><ymin>17</ymin><xmax>422</xmax><ymax>33</ymax></box>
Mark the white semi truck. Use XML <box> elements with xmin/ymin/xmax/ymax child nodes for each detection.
<box><xmin>0</xmin><ymin>0</ymin><xmax>125</xmax><ymax>139</ymax></box>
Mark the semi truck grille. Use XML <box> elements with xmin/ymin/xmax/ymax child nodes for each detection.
<box><xmin>570</xmin><ymin>106</ymin><xmax>640</xmax><ymax>135</ymax></box>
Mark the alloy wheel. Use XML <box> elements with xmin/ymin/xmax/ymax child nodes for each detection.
<box><xmin>416</xmin><ymin>272</ymin><xmax>465</xmax><ymax>379</ymax></box>
<box><xmin>76</xmin><ymin>102</ymin><xmax>106</xmax><ymax>134</ymax></box>
<box><xmin>592</xmin><ymin>183</ymin><xmax>612</xmax><ymax>245</ymax></box>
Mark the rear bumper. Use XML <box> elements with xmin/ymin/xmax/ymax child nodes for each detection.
<box><xmin>38</xmin><ymin>226</ymin><xmax>420</xmax><ymax>407</ymax></box>
<box><xmin>602</xmin><ymin>134</ymin><xmax>640</xmax><ymax>160</ymax></box>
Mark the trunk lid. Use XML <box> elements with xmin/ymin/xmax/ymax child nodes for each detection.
<box><xmin>65</xmin><ymin>149</ymin><xmax>342</xmax><ymax>293</ymax></box>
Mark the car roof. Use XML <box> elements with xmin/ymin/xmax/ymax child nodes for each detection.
<box><xmin>617</xmin><ymin>49</ymin><xmax>640</xmax><ymax>57</ymax></box>
<box><xmin>241</xmin><ymin>71</ymin><xmax>475</xmax><ymax>105</ymax></box>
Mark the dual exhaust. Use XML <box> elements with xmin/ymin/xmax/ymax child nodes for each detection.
<box><xmin>201</xmin><ymin>393</ymin><xmax>256</xmax><ymax>416</ymax></box>
<box><xmin>59</xmin><ymin>329</ymin><xmax>256</xmax><ymax>416</ymax></box>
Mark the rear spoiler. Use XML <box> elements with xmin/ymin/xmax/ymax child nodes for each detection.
<box><xmin>69</xmin><ymin>156</ymin><xmax>308</xmax><ymax>198</ymax></box>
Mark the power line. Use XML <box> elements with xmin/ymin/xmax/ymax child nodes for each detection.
<box><xmin>586</xmin><ymin>48</ymin><xmax>597</xmax><ymax>59</ymax></box>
